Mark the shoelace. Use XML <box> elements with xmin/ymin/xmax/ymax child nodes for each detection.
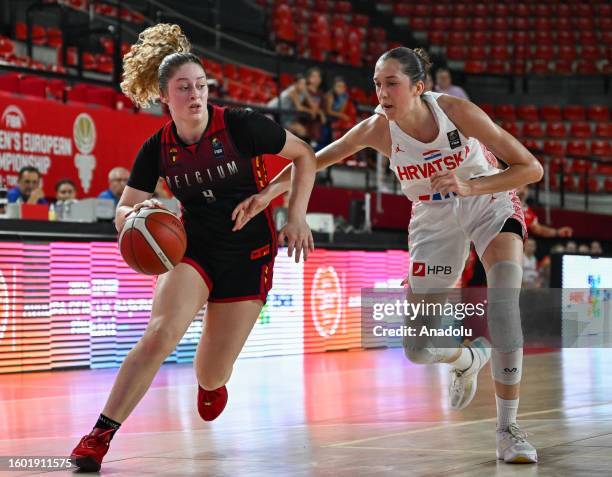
<box><xmin>507</xmin><ymin>423</ymin><xmax>528</xmax><ymax>443</ymax></box>
<box><xmin>81</xmin><ymin>429</ymin><xmax>114</xmax><ymax>448</ymax></box>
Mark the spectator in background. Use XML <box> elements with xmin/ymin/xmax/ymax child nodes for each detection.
<box><xmin>578</xmin><ymin>244</ymin><xmax>590</xmax><ymax>254</ymax></box>
<box><xmin>320</xmin><ymin>76</ymin><xmax>351</xmax><ymax>149</ymax></box>
<box><xmin>522</xmin><ymin>238</ymin><xmax>540</xmax><ymax>288</ymax></box>
<box><xmin>517</xmin><ymin>186</ymin><xmax>573</xmax><ymax>238</ymax></box>
<box><xmin>8</xmin><ymin>166</ymin><xmax>47</xmax><ymax>204</ymax></box>
<box><xmin>565</xmin><ymin>241</ymin><xmax>577</xmax><ymax>253</ymax></box>
<box><xmin>55</xmin><ymin>179</ymin><xmax>77</xmax><ymax>202</ymax></box>
<box><xmin>590</xmin><ymin>241</ymin><xmax>603</xmax><ymax>255</ymax></box>
<box><xmin>550</xmin><ymin>243</ymin><xmax>565</xmax><ymax>254</ymax></box>
<box><xmin>267</xmin><ymin>74</ymin><xmax>314</xmax><ymax>140</ymax></box>
<box><xmin>435</xmin><ymin>67</ymin><xmax>469</xmax><ymax>100</ymax></box>
<box><xmin>98</xmin><ymin>167</ymin><xmax>129</xmax><ymax>206</ymax></box>
<box><xmin>304</xmin><ymin>67</ymin><xmax>326</xmax><ymax>147</ymax></box>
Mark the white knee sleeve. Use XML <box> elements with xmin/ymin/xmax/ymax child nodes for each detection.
<box><xmin>486</xmin><ymin>261</ymin><xmax>524</xmax><ymax>353</ymax></box>
<box><xmin>491</xmin><ymin>348</ymin><xmax>523</xmax><ymax>385</ymax></box>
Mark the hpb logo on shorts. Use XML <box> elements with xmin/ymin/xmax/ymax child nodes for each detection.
<box><xmin>412</xmin><ymin>262</ymin><xmax>452</xmax><ymax>276</ymax></box>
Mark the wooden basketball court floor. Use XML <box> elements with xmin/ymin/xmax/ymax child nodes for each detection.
<box><xmin>1</xmin><ymin>348</ymin><xmax>612</xmax><ymax>476</ymax></box>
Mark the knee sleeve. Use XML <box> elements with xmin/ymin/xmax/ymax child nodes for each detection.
<box><xmin>486</xmin><ymin>261</ymin><xmax>524</xmax><ymax>353</ymax></box>
<box><xmin>491</xmin><ymin>348</ymin><xmax>523</xmax><ymax>385</ymax></box>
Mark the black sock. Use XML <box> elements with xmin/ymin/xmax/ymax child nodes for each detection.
<box><xmin>94</xmin><ymin>414</ymin><xmax>121</xmax><ymax>437</ymax></box>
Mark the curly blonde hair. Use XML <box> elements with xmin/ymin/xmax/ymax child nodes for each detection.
<box><xmin>121</xmin><ymin>23</ymin><xmax>194</xmax><ymax>108</ymax></box>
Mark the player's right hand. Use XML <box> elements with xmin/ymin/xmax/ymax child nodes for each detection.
<box><xmin>557</xmin><ymin>226</ymin><xmax>573</xmax><ymax>237</ymax></box>
<box><xmin>132</xmin><ymin>199</ymin><xmax>169</xmax><ymax>212</ymax></box>
<box><xmin>231</xmin><ymin>193</ymin><xmax>271</xmax><ymax>232</ymax></box>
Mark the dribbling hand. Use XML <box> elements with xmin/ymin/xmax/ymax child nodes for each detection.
<box><xmin>278</xmin><ymin>218</ymin><xmax>315</xmax><ymax>263</ymax></box>
<box><xmin>131</xmin><ymin>199</ymin><xmax>170</xmax><ymax>213</ymax></box>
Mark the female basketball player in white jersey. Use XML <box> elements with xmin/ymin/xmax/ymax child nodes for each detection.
<box><xmin>232</xmin><ymin>47</ymin><xmax>543</xmax><ymax>464</ymax></box>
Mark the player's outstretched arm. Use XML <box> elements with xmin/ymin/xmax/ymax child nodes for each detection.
<box><xmin>231</xmin><ymin>114</ymin><xmax>389</xmax><ymax>231</ymax></box>
<box><xmin>430</xmin><ymin>96</ymin><xmax>544</xmax><ymax>197</ymax></box>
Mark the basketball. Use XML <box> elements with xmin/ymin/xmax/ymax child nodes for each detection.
<box><xmin>119</xmin><ymin>208</ymin><xmax>187</xmax><ymax>275</ymax></box>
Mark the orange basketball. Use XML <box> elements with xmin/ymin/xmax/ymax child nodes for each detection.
<box><xmin>119</xmin><ymin>208</ymin><xmax>187</xmax><ymax>275</ymax></box>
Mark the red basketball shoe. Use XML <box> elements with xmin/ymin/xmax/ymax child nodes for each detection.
<box><xmin>70</xmin><ymin>428</ymin><xmax>114</xmax><ymax>472</ymax></box>
<box><xmin>197</xmin><ymin>385</ymin><xmax>228</xmax><ymax>421</ymax></box>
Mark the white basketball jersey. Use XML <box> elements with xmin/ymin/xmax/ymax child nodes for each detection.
<box><xmin>375</xmin><ymin>91</ymin><xmax>499</xmax><ymax>202</ymax></box>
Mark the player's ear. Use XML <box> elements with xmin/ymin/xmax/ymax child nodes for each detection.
<box><xmin>159</xmin><ymin>89</ymin><xmax>169</xmax><ymax>105</ymax></box>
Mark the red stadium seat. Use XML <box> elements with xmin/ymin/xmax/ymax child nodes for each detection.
<box><xmin>412</xmin><ymin>4</ymin><xmax>429</xmax><ymax>16</ymax></box>
<box><xmin>334</xmin><ymin>1</ymin><xmax>351</xmax><ymax>14</ymax></box>
<box><xmin>464</xmin><ymin>61</ymin><xmax>487</xmax><ymax>74</ymax></box>
<box><xmin>591</xmin><ymin>141</ymin><xmax>612</xmax><ymax>158</ymax></box>
<box><xmin>544</xmin><ymin>140</ymin><xmax>565</xmax><ymax>157</ymax></box>
<box><xmin>522</xmin><ymin>139</ymin><xmax>541</xmax><ymax>152</ymax></box>
<box><xmin>492</xmin><ymin>4</ymin><xmax>509</xmax><ymax>16</ymax></box>
<box><xmin>491</xmin><ymin>17</ymin><xmax>509</xmax><ymax>31</ymax></box>
<box><xmin>605</xmin><ymin>178</ymin><xmax>612</xmax><ymax>193</ymax></box>
<box><xmin>524</xmin><ymin>122</ymin><xmax>544</xmax><ymax>138</ymax></box>
<box><xmin>529</xmin><ymin>60</ymin><xmax>550</xmax><ymax>74</ymax></box>
<box><xmin>448</xmin><ymin>32</ymin><xmax>466</xmax><ymax>44</ymax></box>
<box><xmin>46</xmin><ymin>28</ymin><xmax>62</xmax><ymax>48</ymax></box>
<box><xmin>517</xmin><ymin>105</ymin><xmax>539</xmax><ymax>121</ymax></box>
<box><xmin>468</xmin><ymin>46</ymin><xmax>487</xmax><ymax>61</ymax></box>
<box><xmin>495</xmin><ymin>104</ymin><xmax>516</xmax><ymax>121</ymax></box>
<box><xmin>501</xmin><ymin>121</ymin><xmax>521</xmax><ymax>137</ymax></box>
<box><xmin>557</xmin><ymin>4</ymin><xmax>571</xmax><ymax>17</ymax></box>
<box><xmin>570</xmin><ymin>122</ymin><xmax>592</xmax><ymax>138</ymax></box>
<box><xmin>579</xmin><ymin>31</ymin><xmax>598</xmax><ymax>47</ymax></box>
<box><xmin>488</xmin><ymin>61</ymin><xmax>509</xmax><ymax>74</ymax></box>
<box><xmin>534</xmin><ymin>45</ymin><xmax>554</xmax><ymax>61</ymax></box>
<box><xmin>563</xmin><ymin>105</ymin><xmax>586</xmax><ymax>121</ymax></box>
<box><xmin>14</xmin><ymin>21</ymin><xmax>27</xmax><ymax>41</ymax></box>
<box><xmin>534</xmin><ymin>18</ymin><xmax>552</xmax><ymax>32</ymax></box>
<box><xmin>0</xmin><ymin>36</ymin><xmax>14</xmax><ymax>58</ymax></box>
<box><xmin>446</xmin><ymin>45</ymin><xmax>467</xmax><ymax>61</ymax></box>
<box><xmin>577</xmin><ymin>176</ymin><xmax>601</xmax><ymax>193</ymax></box>
<box><xmin>512</xmin><ymin>3</ymin><xmax>529</xmax><ymax>16</ymax></box>
<box><xmin>546</xmin><ymin>122</ymin><xmax>567</xmax><ymax>138</ymax></box>
<box><xmin>540</xmin><ymin>105</ymin><xmax>562</xmax><ymax>121</ymax></box>
<box><xmin>570</xmin><ymin>159</ymin><xmax>594</xmax><ymax>175</ymax></box>
<box><xmin>451</xmin><ymin>18</ymin><xmax>470</xmax><ymax>30</ymax></box>
<box><xmin>313</xmin><ymin>0</ymin><xmax>331</xmax><ymax>12</ymax></box>
<box><xmin>587</xmin><ymin>105</ymin><xmax>609</xmax><ymax>122</ymax></box>
<box><xmin>513</xmin><ymin>61</ymin><xmax>527</xmax><ymax>75</ymax></box>
<box><xmin>453</xmin><ymin>4</ymin><xmax>468</xmax><ymax>17</ymax></box>
<box><xmin>491</xmin><ymin>31</ymin><xmax>509</xmax><ymax>45</ymax></box>
<box><xmin>566</xmin><ymin>140</ymin><xmax>589</xmax><ymax>158</ymax></box>
<box><xmin>393</xmin><ymin>4</ymin><xmax>412</xmax><ymax>16</ymax></box>
<box><xmin>66</xmin><ymin>83</ymin><xmax>89</xmax><ymax>103</ymax></box>
<box><xmin>514</xmin><ymin>45</ymin><xmax>528</xmax><ymax>60</ymax></box>
<box><xmin>479</xmin><ymin>103</ymin><xmax>495</xmax><ymax>117</ymax></box>
<box><xmin>581</xmin><ymin>46</ymin><xmax>602</xmax><ymax>62</ymax></box>
<box><xmin>573</xmin><ymin>4</ymin><xmax>593</xmax><ymax>17</ymax></box>
<box><xmin>597</xmin><ymin>3</ymin><xmax>611</xmax><ymax>18</ymax></box>
<box><xmin>87</xmin><ymin>86</ymin><xmax>116</xmax><ymax>108</ymax></box>
<box><xmin>534</xmin><ymin>4</ymin><xmax>552</xmax><ymax>16</ymax></box>
<box><xmin>534</xmin><ymin>30</ymin><xmax>553</xmax><ymax>46</ymax></box>
<box><xmin>473</xmin><ymin>3</ymin><xmax>488</xmax><ymax>16</ymax></box>
<box><xmin>431</xmin><ymin>4</ymin><xmax>450</xmax><ymax>16</ymax></box>
<box><xmin>574</xmin><ymin>17</ymin><xmax>595</xmax><ymax>31</ymax></box>
<box><xmin>556</xmin><ymin>17</ymin><xmax>572</xmax><ymax>31</ymax></box>
<box><xmin>558</xmin><ymin>46</ymin><xmax>577</xmax><ymax>62</ymax></box>
<box><xmin>369</xmin><ymin>27</ymin><xmax>386</xmax><ymax>42</ymax></box>
<box><xmin>553</xmin><ymin>60</ymin><xmax>574</xmax><ymax>75</ymax></box>
<box><xmin>595</xmin><ymin>123</ymin><xmax>612</xmax><ymax>138</ymax></box>
<box><xmin>575</xmin><ymin>61</ymin><xmax>600</xmax><ymax>75</ymax></box>
<box><xmin>490</xmin><ymin>45</ymin><xmax>510</xmax><ymax>61</ymax></box>
<box><xmin>409</xmin><ymin>17</ymin><xmax>429</xmax><ymax>31</ymax></box>
<box><xmin>428</xmin><ymin>31</ymin><xmax>445</xmax><ymax>45</ymax></box>
<box><xmin>511</xmin><ymin>31</ymin><xmax>529</xmax><ymax>45</ymax></box>
<box><xmin>556</xmin><ymin>31</ymin><xmax>575</xmax><ymax>47</ymax></box>
<box><xmin>430</xmin><ymin>18</ymin><xmax>450</xmax><ymax>31</ymax></box>
<box><xmin>353</xmin><ymin>14</ymin><xmax>369</xmax><ymax>28</ymax></box>
<box><xmin>470</xmin><ymin>31</ymin><xmax>491</xmax><ymax>46</ymax></box>
<box><xmin>550</xmin><ymin>157</ymin><xmax>568</xmax><ymax>174</ymax></box>
<box><xmin>472</xmin><ymin>18</ymin><xmax>489</xmax><ymax>31</ymax></box>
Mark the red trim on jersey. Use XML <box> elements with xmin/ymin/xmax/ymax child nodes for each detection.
<box><xmin>508</xmin><ymin>190</ymin><xmax>528</xmax><ymax>241</ymax></box>
<box><xmin>181</xmin><ymin>257</ymin><xmax>214</xmax><ymax>292</ymax></box>
<box><xmin>204</xmin><ymin>104</ymin><xmax>227</xmax><ymax>138</ymax></box>
<box><xmin>479</xmin><ymin>142</ymin><xmax>499</xmax><ymax>168</ymax></box>
<box><xmin>250</xmin><ymin>155</ymin><xmax>278</xmax><ymax>255</ymax></box>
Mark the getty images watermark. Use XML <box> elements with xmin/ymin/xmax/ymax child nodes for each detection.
<box><xmin>370</xmin><ymin>298</ymin><xmax>486</xmax><ymax>338</ymax></box>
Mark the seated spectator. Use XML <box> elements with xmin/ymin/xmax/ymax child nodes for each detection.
<box><xmin>55</xmin><ymin>179</ymin><xmax>77</xmax><ymax>202</ymax></box>
<box><xmin>517</xmin><ymin>186</ymin><xmax>573</xmax><ymax>238</ymax></box>
<box><xmin>304</xmin><ymin>67</ymin><xmax>326</xmax><ymax>146</ymax></box>
<box><xmin>320</xmin><ymin>76</ymin><xmax>351</xmax><ymax>149</ymax></box>
<box><xmin>8</xmin><ymin>166</ymin><xmax>47</xmax><ymax>204</ymax></box>
<box><xmin>550</xmin><ymin>243</ymin><xmax>566</xmax><ymax>254</ymax></box>
<box><xmin>435</xmin><ymin>67</ymin><xmax>469</xmax><ymax>100</ymax></box>
<box><xmin>267</xmin><ymin>74</ymin><xmax>315</xmax><ymax>140</ymax></box>
<box><xmin>98</xmin><ymin>167</ymin><xmax>129</xmax><ymax>206</ymax></box>
<box><xmin>522</xmin><ymin>238</ymin><xmax>540</xmax><ymax>288</ymax></box>
<box><xmin>590</xmin><ymin>241</ymin><xmax>603</xmax><ymax>255</ymax></box>
<box><xmin>578</xmin><ymin>244</ymin><xmax>590</xmax><ymax>254</ymax></box>
<box><xmin>565</xmin><ymin>241</ymin><xmax>577</xmax><ymax>253</ymax></box>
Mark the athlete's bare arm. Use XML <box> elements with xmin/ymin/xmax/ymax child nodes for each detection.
<box><xmin>431</xmin><ymin>95</ymin><xmax>544</xmax><ymax>197</ymax></box>
<box><xmin>231</xmin><ymin>114</ymin><xmax>390</xmax><ymax>230</ymax></box>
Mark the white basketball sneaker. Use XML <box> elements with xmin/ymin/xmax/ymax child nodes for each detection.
<box><xmin>496</xmin><ymin>423</ymin><xmax>538</xmax><ymax>463</ymax></box>
<box><xmin>449</xmin><ymin>337</ymin><xmax>491</xmax><ymax>410</ymax></box>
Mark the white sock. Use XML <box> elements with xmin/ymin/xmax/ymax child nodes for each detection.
<box><xmin>496</xmin><ymin>396</ymin><xmax>519</xmax><ymax>431</ymax></box>
<box><xmin>450</xmin><ymin>345</ymin><xmax>473</xmax><ymax>372</ymax></box>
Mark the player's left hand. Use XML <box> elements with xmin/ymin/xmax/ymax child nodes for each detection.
<box><xmin>430</xmin><ymin>171</ymin><xmax>473</xmax><ymax>197</ymax></box>
<box><xmin>278</xmin><ymin>218</ymin><xmax>315</xmax><ymax>263</ymax></box>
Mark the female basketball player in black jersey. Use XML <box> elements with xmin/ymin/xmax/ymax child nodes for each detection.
<box><xmin>70</xmin><ymin>24</ymin><xmax>316</xmax><ymax>472</ymax></box>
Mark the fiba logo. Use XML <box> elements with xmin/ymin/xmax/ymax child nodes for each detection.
<box><xmin>73</xmin><ymin>113</ymin><xmax>97</xmax><ymax>193</ymax></box>
<box><xmin>310</xmin><ymin>266</ymin><xmax>342</xmax><ymax>338</ymax></box>
<box><xmin>0</xmin><ymin>269</ymin><xmax>9</xmax><ymax>341</ymax></box>
<box><xmin>1</xmin><ymin>105</ymin><xmax>26</xmax><ymax>129</ymax></box>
